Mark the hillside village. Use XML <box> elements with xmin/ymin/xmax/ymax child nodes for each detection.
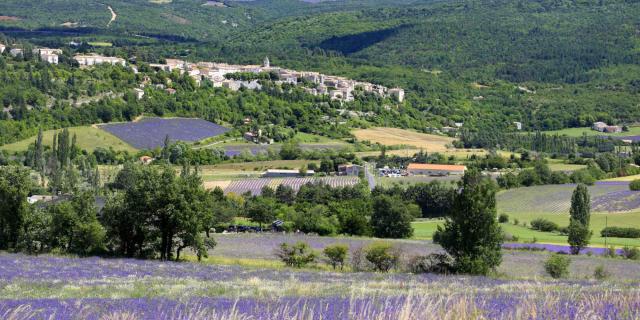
<box><xmin>2</xmin><ymin>43</ymin><xmax>404</xmax><ymax>104</ymax></box>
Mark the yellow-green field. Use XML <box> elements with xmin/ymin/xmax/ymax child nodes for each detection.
<box><xmin>412</xmin><ymin>211</ymin><xmax>640</xmax><ymax>247</ymax></box>
<box><xmin>352</xmin><ymin>127</ymin><xmax>455</xmax><ymax>152</ymax></box>
<box><xmin>606</xmin><ymin>174</ymin><xmax>640</xmax><ymax>182</ymax></box>
<box><xmin>1</xmin><ymin>126</ymin><xmax>137</xmax><ymax>153</ymax></box>
<box><xmin>542</xmin><ymin>126</ymin><xmax>640</xmax><ymax>137</ymax></box>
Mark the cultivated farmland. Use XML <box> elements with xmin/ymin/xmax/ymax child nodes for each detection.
<box><xmin>497</xmin><ymin>181</ymin><xmax>639</xmax><ymax>214</ymax></box>
<box><xmin>352</xmin><ymin>127</ymin><xmax>454</xmax><ymax>152</ymax></box>
<box><xmin>100</xmin><ymin>118</ymin><xmax>230</xmax><ymax>150</ymax></box>
<box><xmin>224</xmin><ymin>176</ymin><xmax>361</xmax><ymax>195</ymax></box>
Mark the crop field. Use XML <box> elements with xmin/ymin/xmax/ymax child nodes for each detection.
<box><xmin>3</xmin><ymin>234</ymin><xmax>640</xmax><ymax>319</ymax></box>
<box><xmin>352</xmin><ymin>127</ymin><xmax>455</xmax><ymax>152</ymax></box>
<box><xmin>223</xmin><ymin>143</ymin><xmax>348</xmax><ymax>157</ymax></box>
<box><xmin>355</xmin><ymin>148</ymin><xmax>487</xmax><ymax>160</ymax></box>
<box><xmin>100</xmin><ymin>118</ymin><xmax>230</xmax><ymax>150</ymax></box>
<box><xmin>224</xmin><ymin>176</ymin><xmax>360</xmax><ymax>195</ymax></box>
<box><xmin>375</xmin><ymin>175</ymin><xmax>459</xmax><ymax>188</ymax></box>
<box><xmin>413</xmin><ymin>213</ymin><xmax>640</xmax><ymax>247</ymax></box>
<box><xmin>0</xmin><ymin>126</ymin><xmax>138</xmax><ymax>153</ymax></box>
<box><xmin>497</xmin><ymin>181</ymin><xmax>639</xmax><ymax>214</ymax></box>
<box><xmin>542</xmin><ymin>126</ymin><xmax>640</xmax><ymax>137</ymax></box>
<box><xmin>606</xmin><ymin>174</ymin><xmax>640</xmax><ymax>182</ymax></box>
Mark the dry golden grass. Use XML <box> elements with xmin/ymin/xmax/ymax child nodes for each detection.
<box><xmin>352</xmin><ymin>127</ymin><xmax>455</xmax><ymax>152</ymax></box>
<box><xmin>203</xmin><ymin>180</ymin><xmax>231</xmax><ymax>190</ymax></box>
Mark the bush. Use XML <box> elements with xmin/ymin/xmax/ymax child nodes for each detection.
<box><xmin>600</xmin><ymin>227</ymin><xmax>640</xmax><ymax>239</ymax></box>
<box><xmin>275</xmin><ymin>242</ymin><xmax>316</xmax><ymax>268</ymax></box>
<box><xmin>544</xmin><ymin>254</ymin><xmax>571</xmax><ymax>279</ymax></box>
<box><xmin>593</xmin><ymin>265</ymin><xmax>610</xmax><ymax>280</ymax></box>
<box><xmin>622</xmin><ymin>247</ymin><xmax>640</xmax><ymax>260</ymax></box>
<box><xmin>513</xmin><ymin>219</ymin><xmax>519</xmax><ymax>226</ymax></box>
<box><xmin>364</xmin><ymin>242</ymin><xmax>400</xmax><ymax>272</ymax></box>
<box><xmin>530</xmin><ymin>218</ymin><xmax>559</xmax><ymax>232</ymax></box>
<box><xmin>630</xmin><ymin>179</ymin><xmax>640</xmax><ymax>191</ymax></box>
<box><xmin>323</xmin><ymin>244</ymin><xmax>348</xmax><ymax>270</ymax></box>
<box><xmin>406</xmin><ymin>253</ymin><xmax>454</xmax><ymax>274</ymax></box>
<box><xmin>498</xmin><ymin>214</ymin><xmax>509</xmax><ymax>223</ymax></box>
<box><xmin>604</xmin><ymin>246</ymin><xmax>618</xmax><ymax>258</ymax></box>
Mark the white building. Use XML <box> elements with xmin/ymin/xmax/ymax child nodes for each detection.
<box><xmin>389</xmin><ymin>88</ymin><xmax>405</xmax><ymax>102</ymax></box>
<box><xmin>74</xmin><ymin>54</ymin><xmax>126</xmax><ymax>66</ymax></box>
<box><xmin>0</xmin><ymin>44</ymin><xmax>5</xmax><ymax>54</ymax></box>
<box><xmin>133</xmin><ymin>88</ymin><xmax>145</xmax><ymax>100</ymax></box>
<box><xmin>514</xmin><ymin>122</ymin><xmax>523</xmax><ymax>130</ymax></box>
<box><xmin>9</xmin><ymin>48</ymin><xmax>23</xmax><ymax>57</ymax></box>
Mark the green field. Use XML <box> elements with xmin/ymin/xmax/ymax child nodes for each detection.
<box><xmin>0</xmin><ymin>126</ymin><xmax>138</xmax><ymax>153</ymax></box>
<box><xmin>412</xmin><ymin>212</ymin><xmax>640</xmax><ymax>247</ymax></box>
<box><xmin>542</xmin><ymin>126</ymin><xmax>640</xmax><ymax>137</ymax></box>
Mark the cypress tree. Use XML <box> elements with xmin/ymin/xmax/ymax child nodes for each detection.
<box><xmin>433</xmin><ymin>169</ymin><xmax>503</xmax><ymax>275</ymax></box>
<box><xmin>568</xmin><ymin>184</ymin><xmax>591</xmax><ymax>254</ymax></box>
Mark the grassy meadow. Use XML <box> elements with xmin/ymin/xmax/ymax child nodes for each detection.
<box><xmin>0</xmin><ymin>126</ymin><xmax>138</xmax><ymax>153</ymax></box>
<box><xmin>542</xmin><ymin>126</ymin><xmax>640</xmax><ymax>137</ymax></box>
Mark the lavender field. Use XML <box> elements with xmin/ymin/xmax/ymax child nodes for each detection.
<box><xmin>497</xmin><ymin>181</ymin><xmax>640</xmax><ymax>214</ymax></box>
<box><xmin>224</xmin><ymin>176</ymin><xmax>360</xmax><ymax>195</ymax></box>
<box><xmin>2</xmin><ymin>251</ymin><xmax>640</xmax><ymax>319</ymax></box>
<box><xmin>100</xmin><ymin>118</ymin><xmax>230</xmax><ymax>150</ymax></box>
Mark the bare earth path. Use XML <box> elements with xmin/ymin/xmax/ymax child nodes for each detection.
<box><xmin>107</xmin><ymin>5</ymin><xmax>116</xmax><ymax>27</ymax></box>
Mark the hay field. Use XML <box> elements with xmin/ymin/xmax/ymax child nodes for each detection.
<box><xmin>352</xmin><ymin>127</ymin><xmax>455</xmax><ymax>152</ymax></box>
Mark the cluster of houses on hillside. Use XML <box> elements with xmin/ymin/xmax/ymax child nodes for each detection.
<box><xmin>2</xmin><ymin>42</ymin><xmax>404</xmax><ymax>103</ymax></box>
<box><xmin>592</xmin><ymin>122</ymin><xmax>622</xmax><ymax>133</ymax></box>
<box><xmin>148</xmin><ymin>57</ymin><xmax>405</xmax><ymax>103</ymax></box>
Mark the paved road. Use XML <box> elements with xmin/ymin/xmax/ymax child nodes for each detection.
<box><xmin>364</xmin><ymin>163</ymin><xmax>376</xmax><ymax>190</ymax></box>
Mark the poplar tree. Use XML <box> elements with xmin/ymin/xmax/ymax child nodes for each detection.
<box><xmin>568</xmin><ymin>184</ymin><xmax>591</xmax><ymax>254</ymax></box>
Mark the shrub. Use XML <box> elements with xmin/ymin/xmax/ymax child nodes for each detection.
<box><xmin>544</xmin><ymin>254</ymin><xmax>571</xmax><ymax>279</ymax></box>
<box><xmin>593</xmin><ymin>265</ymin><xmax>610</xmax><ymax>280</ymax></box>
<box><xmin>364</xmin><ymin>242</ymin><xmax>400</xmax><ymax>272</ymax></box>
<box><xmin>323</xmin><ymin>244</ymin><xmax>348</xmax><ymax>270</ymax></box>
<box><xmin>604</xmin><ymin>246</ymin><xmax>618</xmax><ymax>258</ymax></box>
<box><xmin>406</xmin><ymin>253</ymin><xmax>454</xmax><ymax>274</ymax></box>
<box><xmin>513</xmin><ymin>218</ymin><xmax>519</xmax><ymax>226</ymax></box>
<box><xmin>350</xmin><ymin>246</ymin><xmax>372</xmax><ymax>272</ymax></box>
<box><xmin>622</xmin><ymin>247</ymin><xmax>640</xmax><ymax>260</ymax></box>
<box><xmin>600</xmin><ymin>227</ymin><xmax>640</xmax><ymax>239</ymax></box>
<box><xmin>530</xmin><ymin>218</ymin><xmax>559</xmax><ymax>232</ymax></box>
<box><xmin>275</xmin><ymin>242</ymin><xmax>316</xmax><ymax>268</ymax></box>
<box><xmin>498</xmin><ymin>214</ymin><xmax>509</xmax><ymax>223</ymax></box>
<box><xmin>630</xmin><ymin>179</ymin><xmax>640</xmax><ymax>191</ymax></box>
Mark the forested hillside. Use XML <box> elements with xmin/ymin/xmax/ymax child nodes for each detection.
<box><xmin>1</xmin><ymin>0</ymin><xmax>640</xmax><ymax>132</ymax></box>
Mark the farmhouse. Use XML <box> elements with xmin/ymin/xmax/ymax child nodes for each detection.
<box><xmin>33</xmin><ymin>49</ymin><xmax>62</xmax><ymax>64</ymax></box>
<box><xmin>338</xmin><ymin>164</ymin><xmax>363</xmax><ymax>176</ymax></box>
<box><xmin>263</xmin><ymin>169</ymin><xmax>314</xmax><ymax>178</ymax></box>
<box><xmin>592</xmin><ymin>122</ymin><xmax>608</xmax><ymax>132</ymax></box>
<box><xmin>604</xmin><ymin>126</ymin><xmax>622</xmax><ymax>133</ymax></box>
<box><xmin>407</xmin><ymin>163</ymin><xmax>467</xmax><ymax>176</ymax></box>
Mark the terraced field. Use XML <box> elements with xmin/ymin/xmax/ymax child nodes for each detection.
<box><xmin>497</xmin><ymin>181</ymin><xmax>639</xmax><ymax>214</ymax></box>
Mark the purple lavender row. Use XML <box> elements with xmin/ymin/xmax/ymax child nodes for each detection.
<box><xmin>2</xmin><ymin>293</ymin><xmax>640</xmax><ymax>320</ymax></box>
<box><xmin>101</xmin><ymin>118</ymin><xmax>230</xmax><ymax>150</ymax></box>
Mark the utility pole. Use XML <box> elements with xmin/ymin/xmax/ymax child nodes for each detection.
<box><xmin>604</xmin><ymin>216</ymin><xmax>608</xmax><ymax>249</ymax></box>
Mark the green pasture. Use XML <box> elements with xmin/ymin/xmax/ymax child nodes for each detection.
<box><xmin>412</xmin><ymin>211</ymin><xmax>640</xmax><ymax>247</ymax></box>
<box><xmin>0</xmin><ymin>126</ymin><xmax>137</xmax><ymax>153</ymax></box>
<box><xmin>541</xmin><ymin>126</ymin><xmax>640</xmax><ymax>137</ymax></box>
